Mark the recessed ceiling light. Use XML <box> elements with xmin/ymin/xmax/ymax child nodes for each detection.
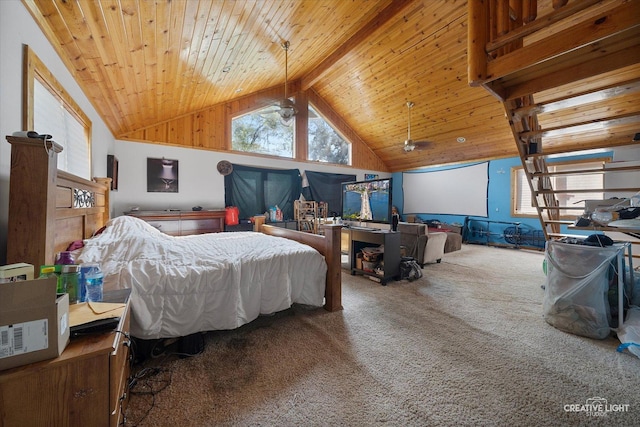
<box><xmin>457</xmin><ymin>137</ymin><xmax>466</xmax><ymax>143</ymax></box>
<box><xmin>235</xmin><ymin>88</ymin><xmax>243</xmax><ymax>93</ymax></box>
<box><xmin>222</xmin><ymin>66</ymin><xmax>231</xmax><ymax>73</ymax></box>
<box><xmin>633</xmin><ymin>132</ymin><xmax>640</xmax><ymax>141</ymax></box>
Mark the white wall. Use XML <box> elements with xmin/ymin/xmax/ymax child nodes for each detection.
<box><xmin>113</xmin><ymin>139</ymin><xmax>388</xmax><ymax>218</ymax></box>
<box><xmin>0</xmin><ymin>0</ymin><xmax>116</xmax><ymax>264</ymax></box>
<box><xmin>606</xmin><ymin>146</ymin><xmax>640</xmax><ymax>199</ymax></box>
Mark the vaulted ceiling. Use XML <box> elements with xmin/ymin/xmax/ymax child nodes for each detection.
<box><xmin>22</xmin><ymin>0</ymin><xmax>640</xmax><ymax>172</ymax></box>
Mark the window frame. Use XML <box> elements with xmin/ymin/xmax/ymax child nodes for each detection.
<box><xmin>307</xmin><ymin>102</ymin><xmax>352</xmax><ymax>166</ymax></box>
<box><xmin>511</xmin><ymin>157</ymin><xmax>610</xmax><ymax>219</ymax></box>
<box><xmin>230</xmin><ymin>104</ymin><xmax>296</xmax><ymax>160</ymax></box>
<box><xmin>24</xmin><ymin>45</ymin><xmax>92</xmax><ymax>178</ymax></box>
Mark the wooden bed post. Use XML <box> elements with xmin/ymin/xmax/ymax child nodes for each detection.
<box><xmin>320</xmin><ymin>224</ymin><xmax>343</xmax><ymax>312</ymax></box>
<box><xmin>93</xmin><ymin>177</ymin><xmax>112</xmax><ymax>222</ymax></box>
<box><xmin>253</xmin><ymin>215</ymin><xmax>266</xmax><ymax>230</ymax></box>
<box><xmin>6</xmin><ymin>136</ymin><xmax>63</xmax><ymax>268</ymax></box>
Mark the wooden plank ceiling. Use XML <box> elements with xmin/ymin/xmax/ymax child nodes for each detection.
<box><xmin>22</xmin><ymin>0</ymin><xmax>640</xmax><ymax>172</ymax></box>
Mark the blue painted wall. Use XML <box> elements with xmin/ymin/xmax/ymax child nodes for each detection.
<box><xmin>392</xmin><ymin>153</ymin><xmax>613</xmax><ymax>235</ymax></box>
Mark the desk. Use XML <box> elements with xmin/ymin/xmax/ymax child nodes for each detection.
<box><xmin>349</xmin><ymin>228</ymin><xmax>400</xmax><ymax>285</ymax></box>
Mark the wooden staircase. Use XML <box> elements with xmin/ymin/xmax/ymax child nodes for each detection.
<box><xmin>468</xmin><ymin>0</ymin><xmax>640</xmax><ymax>256</ymax></box>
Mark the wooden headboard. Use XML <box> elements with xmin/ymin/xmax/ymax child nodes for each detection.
<box><xmin>6</xmin><ymin>136</ymin><xmax>110</xmax><ymax>270</ymax></box>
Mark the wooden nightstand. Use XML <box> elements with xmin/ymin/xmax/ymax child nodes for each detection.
<box><xmin>0</xmin><ymin>290</ymin><xmax>132</xmax><ymax>427</ymax></box>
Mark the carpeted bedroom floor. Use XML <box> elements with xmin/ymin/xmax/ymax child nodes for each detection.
<box><xmin>124</xmin><ymin>243</ymin><xmax>640</xmax><ymax>426</ymax></box>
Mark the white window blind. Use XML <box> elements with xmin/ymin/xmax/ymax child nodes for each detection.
<box><xmin>33</xmin><ymin>79</ymin><xmax>90</xmax><ymax>179</ymax></box>
<box><xmin>513</xmin><ymin>160</ymin><xmax>605</xmax><ymax>217</ymax></box>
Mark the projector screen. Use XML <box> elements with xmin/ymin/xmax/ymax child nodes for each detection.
<box><xmin>403</xmin><ymin>162</ymin><xmax>488</xmax><ymax>216</ymax></box>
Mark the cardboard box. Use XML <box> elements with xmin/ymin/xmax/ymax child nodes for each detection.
<box><xmin>0</xmin><ymin>263</ymin><xmax>34</xmax><ymax>283</ymax></box>
<box><xmin>0</xmin><ymin>277</ymin><xmax>70</xmax><ymax>371</ymax></box>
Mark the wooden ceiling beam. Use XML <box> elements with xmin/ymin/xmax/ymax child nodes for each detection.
<box><xmin>300</xmin><ymin>0</ymin><xmax>415</xmax><ymax>91</ymax></box>
<box><xmin>486</xmin><ymin>0</ymin><xmax>601</xmax><ymax>54</ymax></box>
<box><xmin>486</xmin><ymin>1</ymin><xmax>640</xmax><ymax>84</ymax></box>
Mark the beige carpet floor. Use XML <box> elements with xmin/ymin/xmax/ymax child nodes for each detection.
<box><xmin>125</xmin><ymin>244</ymin><xmax>640</xmax><ymax>426</ymax></box>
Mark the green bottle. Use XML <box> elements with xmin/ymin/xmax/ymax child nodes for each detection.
<box><xmin>60</xmin><ymin>265</ymin><xmax>80</xmax><ymax>304</ymax></box>
<box><xmin>40</xmin><ymin>265</ymin><xmax>62</xmax><ymax>293</ymax></box>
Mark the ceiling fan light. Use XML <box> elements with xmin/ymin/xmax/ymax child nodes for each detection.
<box><xmin>404</xmin><ymin>140</ymin><xmax>415</xmax><ymax>152</ymax></box>
<box><xmin>279</xmin><ymin>108</ymin><xmax>295</xmax><ymax>119</ymax></box>
<box><xmin>278</xmin><ymin>98</ymin><xmax>297</xmax><ymax>125</ymax></box>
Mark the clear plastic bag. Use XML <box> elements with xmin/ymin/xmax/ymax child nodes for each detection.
<box><xmin>542</xmin><ymin>241</ymin><xmax>620</xmax><ymax>339</ymax></box>
<box><xmin>617</xmin><ymin>306</ymin><xmax>640</xmax><ymax>359</ymax></box>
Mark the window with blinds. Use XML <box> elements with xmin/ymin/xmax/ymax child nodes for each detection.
<box><xmin>25</xmin><ymin>46</ymin><xmax>92</xmax><ymax>180</ymax></box>
<box><xmin>512</xmin><ymin>159</ymin><xmax>606</xmax><ymax>218</ymax></box>
<box><xmin>33</xmin><ymin>80</ymin><xmax>90</xmax><ymax>178</ymax></box>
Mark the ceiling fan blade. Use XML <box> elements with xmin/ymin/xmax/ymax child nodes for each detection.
<box><xmin>402</xmin><ymin>140</ymin><xmax>431</xmax><ymax>153</ymax></box>
<box><xmin>413</xmin><ymin>140</ymin><xmax>432</xmax><ymax>149</ymax></box>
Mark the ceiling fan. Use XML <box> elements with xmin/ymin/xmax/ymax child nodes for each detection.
<box><xmin>274</xmin><ymin>40</ymin><xmax>297</xmax><ymax>126</ymax></box>
<box><xmin>403</xmin><ymin>101</ymin><xmax>431</xmax><ymax>152</ymax></box>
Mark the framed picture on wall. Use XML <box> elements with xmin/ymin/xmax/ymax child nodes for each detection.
<box><xmin>147</xmin><ymin>157</ymin><xmax>179</xmax><ymax>193</ymax></box>
<box><xmin>107</xmin><ymin>154</ymin><xmax>118</xmax><ymax>191</ymax></box>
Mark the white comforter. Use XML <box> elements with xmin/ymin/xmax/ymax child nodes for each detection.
<box><xmin>78</xmin><ymin>216</ymin><xmax>327</xmax><ymax>339</ymax></box>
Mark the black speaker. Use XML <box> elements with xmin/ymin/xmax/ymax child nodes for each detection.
<box><xmin>392</xmin><ymin>214</ymin><xmax>399</xmax><ymax>231</ymax></box>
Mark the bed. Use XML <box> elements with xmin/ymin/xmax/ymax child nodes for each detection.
<box><xmin>6</xmin><ymin>136</ymin><xmax>343</xmax><ymax>339</ymax></box>
<box><xmin>76</xmin><ymin>215</ymin><xmax>329</xmax><ymax>338</ymax></box>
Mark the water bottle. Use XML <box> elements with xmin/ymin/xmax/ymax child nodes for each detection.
<box><xmin>78</xmin><ymin>264</ymin><xmax>89</xmax><ymax>302</ymax></box>
<box><xmin>83</xmin><ymin>263</ymin><xmax>104</xmax><ymax>303</ymax></box>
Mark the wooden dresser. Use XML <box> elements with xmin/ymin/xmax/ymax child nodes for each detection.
<box><xmin>0</xmin><ymin>290</ymin><xmax>132</xmax><ymax>427</ymax></box>
<box><xmin>124</xmin><ymin>209</ymin><xmax>226</xmax><ymax>235</ymax></box>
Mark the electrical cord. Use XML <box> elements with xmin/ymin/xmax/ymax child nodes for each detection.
<box><xmin>122</xmin><ymin>334</ymin><xmax>206</xmax><ymax>426</ymax></box>
<box><xmin>124</xmin><ymin>366</ymin><xmax>172</xmax><ymax>426</ymax></box>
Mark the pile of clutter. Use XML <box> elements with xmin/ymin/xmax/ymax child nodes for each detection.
<box><xmin>575</xmin><ymin>192</ymin><xmax>640</xmax><ymax>228</ymax></box>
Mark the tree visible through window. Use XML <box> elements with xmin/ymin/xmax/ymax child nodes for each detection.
<box><xmin>308</xmin><ymin>105</ymin><xmax>350</xmax><ymax>165</ymax></box>
<box><xmin>232</xmin><ymin>107</ymin><xmax>293</xmax><ymax>158</ymax></box>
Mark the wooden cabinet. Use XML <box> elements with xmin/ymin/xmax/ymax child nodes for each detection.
<box><xmin>124</xmin><ymin>210</ymin><xmax>226</xmax><ymax>235</ymax></box>
<box><xmin>349</xmin><ymin>228</ymin><xmax>401</xmax><ymax>285</ymax></box>
<box><xmin>0</xmin><ymin>291</ymin><xmax>131</xmax><ymax>427</ymax></box>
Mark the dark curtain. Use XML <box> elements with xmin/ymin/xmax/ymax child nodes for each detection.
<box><xmin>303</xmin><ymin>171</ymin><xmax>356</xmax><ymax>217</ymax></box>
<box><xmin>224</xmin><ymin>164</ymin><xmax>302</xmax><ymax>220</ymax></box>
